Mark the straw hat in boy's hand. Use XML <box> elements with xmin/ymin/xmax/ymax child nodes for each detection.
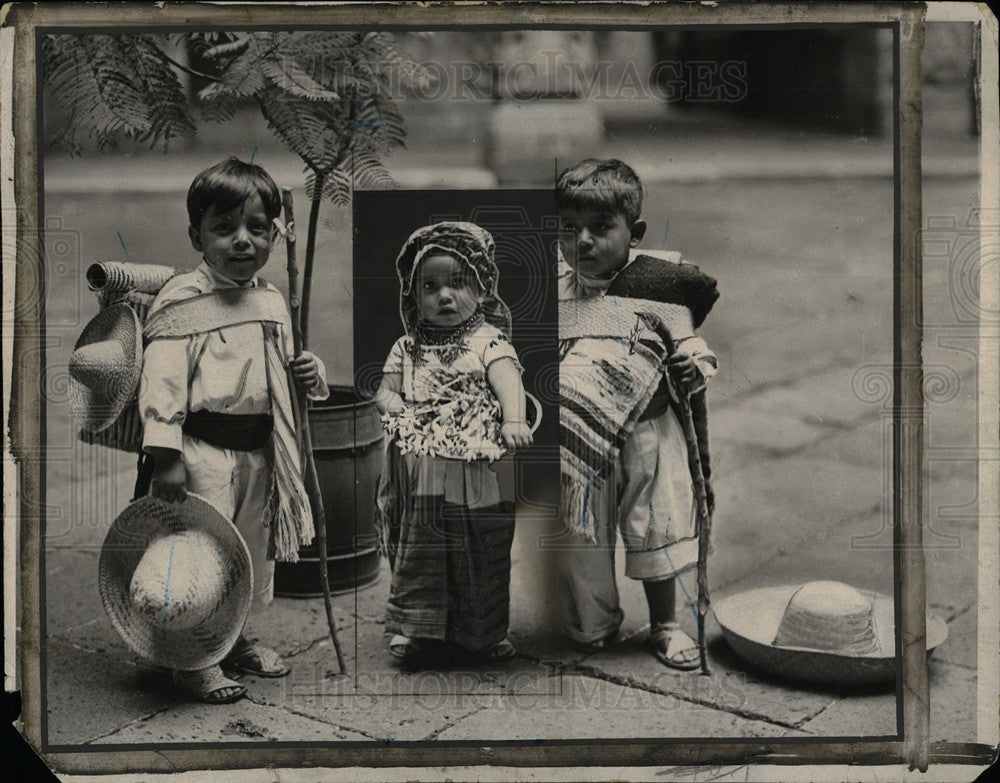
<box><xmin>99</xmin><ymin>495</ymin><xmax>253</xmax><ymax>671</ymax></box>
<box><xmin>713</xmin><ymin>580</ymin><xmax>948</xmax><ymax>687</ymax></box>
<box><xmin>69</xmin><ymin>303</ymin><xmax>142</xmax><ymax>432</ymax></box>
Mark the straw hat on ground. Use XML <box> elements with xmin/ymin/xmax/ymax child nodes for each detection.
<box><xmin>99</xmin><ymin>495</ymin><xmax>253</xmax><ymax>671</ymax></box>
<box><xmin>69</xmin><ymin>303</ymin><xmax>142</xmax><ymax>432</ymax></box>
<box><xmin>713</xmin><ymin>581</ymin><xmax>948</xmax><ymax>686</ymax></box>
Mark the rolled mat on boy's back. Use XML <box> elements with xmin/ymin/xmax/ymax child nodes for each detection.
<box><xmin>86</xmin><ymin>262</ymin><xmax>181</xmax><ymax>295</ymax></box>
<box><xmin>558</xmin><ymin>254</ymin><xmax>719</xmax><ymax>540</ymax></box>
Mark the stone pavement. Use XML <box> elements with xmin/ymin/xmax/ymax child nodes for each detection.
<box><xmin>35</xmin><ymin>115</ymin><xmax>982</xmax><ymax>748</ymax></box>
<box><xmin>40</xmin><ymin>345</ymin><xmax>979</xmax><ymax>746</ymax></box>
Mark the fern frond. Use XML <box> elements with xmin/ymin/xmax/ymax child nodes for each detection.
<box><xmin>321</xmin><ymin>167</ymin><xmax>354</xmax><ymax>206</ymax></box>
<box><xmin>328</xmin><ymin>70</ymin><xmax>372</xmax><ymax>97</ymax></box>
<box><xmin>43</xmin><ymin>30</ymin><xmax>414</xmax><ymax>201</ymax></box>
<box><xmin>353</xmin><ymin>32</ymin><xmax>432</xmax><ymax>93</ymax></box>
<box><xmin>260</xmin><ymin>57</ymin><xmax>340</xmax><ymax>101</ymax></box>
<box><xmin>42</xmin><ymin>34</ymin><xmax>194</xmax><ymax>154</ymax></box>
<box><xmin>198</xmin><ymin>83</ymin><xmax>254</xmax><ymax>123</ymax></box>
<box><xmin>202</xmin><ymin>37</ymin><xmax>251</xmax><ymax>62</ymax></box>
<box><xmin>346</xmin><ymin>152</ymin><xmax>397</xmax><ymax>191</ymax></box>
<box><xmin>131</xmin><ymin>36</ymin><xmax>198</xmax><ymax>147</ymax></box>
<box><xmin>208</xmin><ymin>41</ymin><xmax>270</xmax><ymax>99</ymax></box>
<box><xmin>281</xmin><ymin>31</ymin><xmax>362</xmax><ymax>61</ymax></box>
<box><xmin>177</xmin><ymin>31</ymin><xmax>227</xmax><ymax>46</ymax></box>
<box><xmin>304</xmin><ymin>167</ymin><xmax>350</xmax><ymax>205</ymax></box>
<box><xmin>260</xmin><ymin>88</ymin><xmax>351</xmax><ymax>174</ymax></box>
<box><xmin>197</xmin><ymin>33</ymin><xmax>280</xmax><ymax>121</ymax></box>
<box><xmin>356</xmin><ymin>98</ymin><xmax>407</xmax><ymax>150</ymax></box>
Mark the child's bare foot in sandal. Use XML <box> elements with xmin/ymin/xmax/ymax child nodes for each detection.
<box><xmin>173</xmin><ymin>666</ymin><xmax>247</xmax><ymax>704</ymax></box>
<box><xmin>644</xmin><ymin>577</ymin><xmax>700</xmax><ymax>670</ymax></box>
<box><xmin>649</xmin><ymin>622</ymin><xmax>700</xmax><ymax>670</ymax></box>
<box><xmin>388</xmin><ymin>634</ymin><xmax>434</xmax><ymax>663</ymax></box>
<box><xmin>477</xmin><ymin>638</ymin><xmax>516</xmax><ymax>663</ymax></box>
<box><xmin>568</xmin><ymin>629</ymin><xmax>618</xmax><ymax>654</ymax></box>
<box><xmin>222</xmin><ymin>636</ymin><xmax>290</xmax><ymax>678</ymax></box>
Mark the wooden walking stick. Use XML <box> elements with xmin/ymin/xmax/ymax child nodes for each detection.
<box><xmin>276</xmin><ymin>187</ymin><xmax>347</xmax><ymax>674</ymax></box>
<box><xmin>634</xmin><ymin>312</ymin><xmax>713</xmax><ymax>675</ymax></box>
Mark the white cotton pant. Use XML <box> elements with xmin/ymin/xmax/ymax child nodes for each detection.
<box><xmin>560</xmin><ymin>409</ymin><xmax>699</xmax><ymax>645</ymax></box>
<box><xmin>182</xmin><ymin>434</ymin><xmax>274</xmax><ymax>613</ymax></box>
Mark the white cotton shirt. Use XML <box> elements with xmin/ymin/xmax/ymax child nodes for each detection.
<box><xmin>140</xmin><ymin>261</ymin><xmax>329</xmax><ymax>453</ymax></box>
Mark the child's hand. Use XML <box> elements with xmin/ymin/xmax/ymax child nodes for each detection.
<box><xmin>666</xmin><ymin>352</ymin><xmax>699</xmax><ymax>387</ymax></box>
<box><xmin>383</xmin><ymin>395</ymin><xmax>405</xmax><ymax>415</ymax></box>
<box><xmin>501</xmin><ymin>421</ymin><xmax>533</xmax><ymax>451</ymax></box>
<box><xmin>150</xmin><ymin>449</ymin><xmax>187</xmax><ymax>503</ymax></box>
<box><xmin>290</xmin><ymin>351</ymin><xmax>321</xmax><ymax>390</ymax></box>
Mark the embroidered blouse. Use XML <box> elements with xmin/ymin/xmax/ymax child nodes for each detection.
<box><xmin>381</xmin><ymin>322</ymin><xmax>522</xmax><ymax>461</ymax></box>
<box><xmin>383</xmin><ymin>323</ymin><xmax>522</xmax><ymax>403</ymax></box>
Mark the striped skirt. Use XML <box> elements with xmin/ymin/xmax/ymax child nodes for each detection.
<box><xmin>376</xmin><ymin>443</ymin><xmax>515</xmax><ymax>651</ymax></box>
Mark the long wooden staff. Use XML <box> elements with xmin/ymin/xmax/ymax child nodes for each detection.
<box><xmin>636</xmin><ymin>312</ymin><xmax>712</xmax><ymax>675</ymax></box>
<box><xmin>277</xmin><ymin>187</ymin><xmax>347</xmax><ymax>674</ymax></box>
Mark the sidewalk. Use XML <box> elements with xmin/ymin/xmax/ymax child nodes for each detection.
<box><xmin>35</xmin><ymin>125</ymin><xmax>981</xmax><ymax>748</ymax></box>
<box><xmin>41</xmin><ymin>347</ymin><xmax>978</xmax><ymax>745</ymax></box>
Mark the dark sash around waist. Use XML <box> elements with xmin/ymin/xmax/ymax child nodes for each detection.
<box><xmin>182</xmin><ymin>410</ymin><xmax>273</xmax><ymax>452</ymax></box>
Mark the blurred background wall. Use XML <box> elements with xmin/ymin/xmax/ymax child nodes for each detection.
<box><xmin>43</xmin><ymin>26</ymin><xmax>978</xmax><ymax>181</ymax></box>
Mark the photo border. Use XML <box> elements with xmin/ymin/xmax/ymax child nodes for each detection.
<box><xmin>3</xmin><ymin>1</ymin><xmax>997</xmax><ymax>776</ymax></box>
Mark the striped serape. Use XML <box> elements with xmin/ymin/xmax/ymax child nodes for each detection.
<box><xmin>559</xmin><ymin>312</ymin><xmax>668</xmax><ymax>542</ymax></box>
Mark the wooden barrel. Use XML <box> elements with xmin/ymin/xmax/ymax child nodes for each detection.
<box><xmin>274</xmin><ymin>387</ymin><xmax>385</xmax><ymax>596</ymax></box>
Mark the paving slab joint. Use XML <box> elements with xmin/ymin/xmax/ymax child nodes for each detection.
<box><xmin>244</xmin><ymin>696</ymin><xmax>385</xmax><ymax>742</ymax></box>
<box><xmin>282</xmin><ymin>633</ymin><xmax>344</xmax><ymax>661</ymax></box>
<box><xmin>83</xmin><ymin>700</ymin><xmax>181</xmax><ymax>745</ymax></box>
<box><xmin>48</xmin><ymin>617</ymin><xmax>103</xmax><ymax>642</ymax></box>
<box><xmin>573</xmin><ymin>663</ymin><xmax>806</xmax><ymax>732</ymax></box>
<box><xmin>788</xmin><ymin>696</ymin><xmax>850</xmax><ymax>732</ymax></box>
<box><xmin>420</xmin><ymin>706</ymin><xmax>487</xmax><ymax>741</ymax></box>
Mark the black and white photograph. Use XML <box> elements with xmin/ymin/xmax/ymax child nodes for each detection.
<box><xmin>3</xmin><ymin>2</ymin><xmax>998</xmax><ymax>780</ymax></box>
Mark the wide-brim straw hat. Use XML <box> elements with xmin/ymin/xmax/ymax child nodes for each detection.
<box><xmin>713</xmin><ymin>581</ymin><xmax>948</xmax><ymax>686</ymax></box>
<box><xmin>69</xmin><ymin>303</ymin><xmax>142</xmax><ymax>432</ymax></box>
<box><xmin>99</xmin><ymin>495</ymin><xmax>253</xmax><ymax>671</ymax></box>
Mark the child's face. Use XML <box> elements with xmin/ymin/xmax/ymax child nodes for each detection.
<box><xmin>414</xmin><ymin>253</ymin><xmax>484</xmax><ymax>326</ymax></box>
<box><xmin>559</xmin><ymin>209</ymin><xmax>646</xmax><ymax>282</ymax></box>
<box><xmin>189</xmin><ymin>194</ymin><xmax>275</xmax><ymax>284</ymax></box>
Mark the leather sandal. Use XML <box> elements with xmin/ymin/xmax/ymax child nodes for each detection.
<box><xmin>222</xmin><ymin>637</ymin><xmax>290</xmax><ymax>678</ymax></box>
<box><xmin>650</xmin><ymin>621</ymin><xmax>701</xmax><ymax>671</ymax></box>
<box><xmin>476</xmin><ymin>638</ymin><xmax>516</xmax><ymax>663</ymax></box>
<box><xmin>172</xmin><ymin>666</ymin><xmax>247</xmax><ymax>704</ymax></box>
<box><xmin>388</xmin><ymin>634</ymin><xmax>427</xmax><ymax>662</ymax></box>
<box><xmin>568</xmin><ymin>630</ymin><xmax>618</xmax><ymax>654</ymax></box>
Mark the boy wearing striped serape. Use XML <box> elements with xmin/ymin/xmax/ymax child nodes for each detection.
<box><xmin>557</xmin><ymin>158</ymin><xmax>719</xmax><ymax>669</ymax></box>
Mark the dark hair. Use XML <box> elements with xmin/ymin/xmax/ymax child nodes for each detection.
<box><xmin>555</xmin><ymin>158</ymin><xmax>643</xmax><ymax>225</ymax></box>
<box><xmin>186</xmin><ymin>157</ymin><xmax>282</xmax><ymax>228</ymax></box>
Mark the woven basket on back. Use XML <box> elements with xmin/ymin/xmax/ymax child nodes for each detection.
<box><xmin>78</xmin><ymin>263</ymin><xmax>180</xmax><ymax>452</ymax></box>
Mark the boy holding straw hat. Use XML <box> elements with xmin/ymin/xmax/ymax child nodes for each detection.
<box><xmin>557</xmin><ymin>158</ymin><xmax>719</xmax><ymax>670</ymax></box>
<box><xmin>138</xmin><ymin>158</ymin><xmax>329</xmax><ymax>702</ymax></box>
